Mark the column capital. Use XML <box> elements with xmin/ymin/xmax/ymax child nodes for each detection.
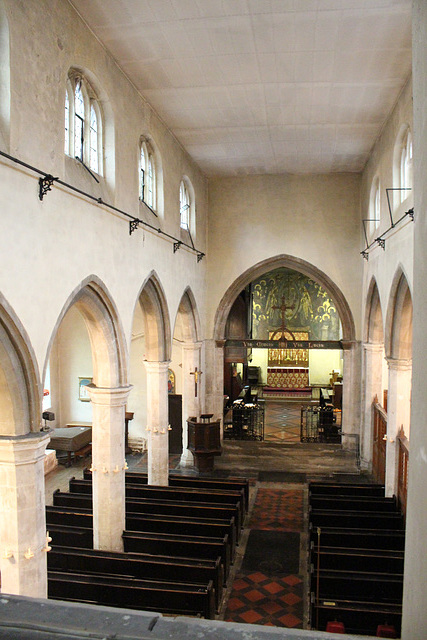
<box><xmin>386</xmin><ymin>357</ymin><xmax>412</xmax><ymax>372</ymax></box>
<box><xmin>363</xmin><ymin>341</ymin><xmax>385</xmax><ymax>354</ymax></box>
<box><xmin>341</xmin><ymin>339</ymin><xmax>360</xmax><ymax>351</ymax></box>
<box><xmin>86</xmin><ymin>384</ymin><xmax>133</xmax><ymax>407</ymax></box>
<box><xmin>143</xmin><ymin>360</ymin><xmax>170</xmax><ymax>375</ymax></box>
<box><xmin>0</xmin><ymin>431</ymin><xmax>51</xmax><ymax>465</ymax></box>
<box><xmin>181</xmin><ymin>341</ymin><xmax>203</xmax><ymax>353</ymax></box>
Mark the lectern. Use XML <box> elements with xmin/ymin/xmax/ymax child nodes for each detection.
<box><xmin>187</xmin><ymin>414</ymin><xmax>222</xmax><ymax>473</ymax></box>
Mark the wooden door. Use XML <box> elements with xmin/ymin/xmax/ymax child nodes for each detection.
<box><xmin>372</xmin><ymin>396</ymin><xmax>387</xmax><ymax>484</ymax></box>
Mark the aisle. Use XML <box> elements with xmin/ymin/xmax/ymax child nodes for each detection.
<box><xmin>224</xmin><ymin>485</ymin><xmax>305</xmax><ymax>628</ymax></box>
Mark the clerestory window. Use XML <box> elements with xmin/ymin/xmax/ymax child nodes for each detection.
<box><xmin>64</xmin><ymin>72</ymin><xmax>103</xmax><ymax>175</ymax></box>
<box><xmin>140</xmin><ymin>139</ymin><xmax>155</xmax><ymax>210</ymax></box>
<box><xmin>399</xmin><ymin>129</ymin><xmax>413</xmax><ymax>203</ymax></box>
<box><xmin>179</xmin><ymin>180</ymin><xmax>190</xmax><ymax>230</ymax></box>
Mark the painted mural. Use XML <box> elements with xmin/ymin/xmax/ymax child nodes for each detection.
<box><xmin>251</xmin><ymin>267</ymin><xmax>341</xmax><ymax>341</ymax></box>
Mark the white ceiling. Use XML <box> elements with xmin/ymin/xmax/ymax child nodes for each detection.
<box><xmin>70</xmin><ymin>0</ymin><xmax>412</xmax><ymax>177</ymax></box>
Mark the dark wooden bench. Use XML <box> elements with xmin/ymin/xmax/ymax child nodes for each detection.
<box><xmin>309</xmin><ymin>482</ymin><xmax>385</xmax><ymax>497</ymax></box>
<box><xmin>72</xmin><ymin>477</ymin><xmax>244</xmax><ymax>528</ymax></box>
<box><xmin>309</xmin><ymin>495</ymin><xmax>398</xmax><ymax>512</ymax></box>
<box><xmin>310</xmin><ymin>546</ymin><xmax>404</xmax><ymax>574</ymax></box>
<box><xmin>122</xmin><ymin>529</ymin><xmax>231</xmax><ymax>579</ymax></box>
<box><xmin>311</xmin><ymin>568</ymin><xmax>403</xmax><ymax>603</ymax></box>
<box><xmin>309</xmin><ymin>525</ymin><xmax>406</xmax><ymax>551</ymax></box>
<box><xmin>310</xmin><ymin>509</ymin><xmax>404</xmax><ymax>530</ymax></box>
<box><xmin>46</xmin><ymin>510</ymin><xmax>231</xmax><ymax>581</ymax></box>
<box><xmin>311</xmin><ymin>597</ymin><xmax>401</xmax><ymax>636</ymax></box>
<box><xmin>48</xmin><ymin>570</ymin><xmax>215</xmax><ymax>619</ymax></box>
<box><xmin>48</xmin><ymin>545</ymin><xmax>223</xmax><ymax>611</ymax></box>
<box><xmin>67</xmin><ymin>480</ymin><xmax>242</xmax><ymax>534</ymax></box>
<box><xmin>49</xmin><ymin>494</ymin><xmax>237</xmax><ymax>557</ymax></box>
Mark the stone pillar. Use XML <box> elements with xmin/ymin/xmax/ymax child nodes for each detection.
<box><xmin>204</xmin><ymin>339</ymin><xmax>225</xmax><ymax>427</ymax></box>
<box><xmin>180</xmin><ymin>342</ymin><xmax>202</xmax><ymax>467</ymax></box>
<box><xmin>144</xmin><ymin>361</ymin><xmax>170</xmax><ymax>486</ymax></box>
<box><xmin>341</xmin><ymin>340</ymin><xmax>362</xmax><ymax>437</ymax></box>
<box><xmin>385</xmin><ymin>358</ymin><xmax>412</xmax><ymax>497</ymax></box>
<box><xmin>361</xmin><ymin>342</ymin><xmax>385</xmax><ymax>469</ymax></box>
<box><xmin>0</xmin><ymin>431</ymin><xmax>51</xmax><ymax>597</ymax></box>
<box><xmin>86</xmin><ymin>384</ymin><xmax>132</xmax><ymax>552</ymax></box>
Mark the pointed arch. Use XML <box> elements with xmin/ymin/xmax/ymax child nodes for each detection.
<box><xmin>385</xmin><ymin>268</ymin><xmax>413</xmax><ymax>360</ymax></box>
<box><xmin>44</xmin><ymin>276</ymin><xmax>127</xmax><ymax>389</ymax></box>
<box><xmin>214</xmin><ymin>254</ymin><xmax>355</xmax><ymax>342</ymax></box>
<box><xmin>134</xmin><ymin>272</ymin><xmax>171</xmax><ymax>362</ymax></box>
<box><xmin>0</xmin><ymin>294</ymin><xmax>40</xmax><ymax>435</ymax></box>
<box><xmin>173</xmin><ymin>287</ymin><xmax>201</xmax><ymax>344</ymax></box>
<box><xmin>365</xmin><ymin>277</ymin><xmax>385</xmax><ymax>344</ymax></box>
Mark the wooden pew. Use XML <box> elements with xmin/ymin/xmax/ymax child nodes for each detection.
<box><xmin>309</xmin><ymin>482</ymin><xmax>385</xmax><ymax>497</ymax></box>
<box><xmin>88</xmin><ymin>468</ymin><xmax>249</xmax><ymax>513</ymax></box>
<box><xmin>312</xmin><ymin>598</ymin><xmax>401</xmax><ymax>636</ymax></box>
<box><xmin>309</xmin><ymin>495</ymin><xmax>398</xmax><ymax>512</ymax></box>
<box><xmin>46</xmin><ymin>507</ymin><xmax>231</xmax><ymax>582</ymax></box>
<box><xmin>121</xmin><ymin>529</ymin><xmax>231</xmax><ymax>578</ymax></box>
<box><xmin>67</xmin><ymin>479</ymin><xmax>242</xmax><ymax>534</ymax></box>
<box><xmin>309</xmin><ymin>526</ymin><xmax>405</xmax><ymax>551</ymax></box>
<box><xmin>71</xmin><ymin>477</ymin><xmax>244</xmax><ymax>528</ymax></box>
<box><xmin>310</xmin><ymin>546</ymin><xmax>404</xmax><ymax>574</ymax></box>
<box><xmin>310</xmin><ymin>509</ymin><xmax>404</xmax><ymax>530</ymax></box>
<box><xmin>50</xmin><ymin>494</ymin><xmax>237</xmax><ymax>557</ymax></box>
<box><xmin>48</xmin><ymin>570</ymin><xmax>215</xmax><ymax>619</ymax></box>
<box><xmin>311</xmin><ymin>568</ymin><xmax>403</xmax><ymax>603</ymax></box>
<box><xmin>48</xmin><ymin>545</ymin><xmax>223</xmax><ymax>611</ymax></box>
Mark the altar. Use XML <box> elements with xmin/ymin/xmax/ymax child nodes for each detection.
<box><xmin>267</xmin><ymin>366</ymin><xmax>309</xmax><ymax>389</ymax></box>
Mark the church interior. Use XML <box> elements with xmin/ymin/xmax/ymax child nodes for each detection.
<box><xmin>1</xmin><ymin>1</ymin><xmax>427</xmax><ymax>638</ymax></box>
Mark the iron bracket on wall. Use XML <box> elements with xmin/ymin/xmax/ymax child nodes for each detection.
<box><xmin>39</xmin><ymin>175</ymin><xmax>58</xmax><ymax>200</ymax></box>
<box><xmin>174</xmin><ymin>241</ymin><xmax>182</xmax><ymax>253</ymax></box>
<box><xmin>197</xmin><ymin>252</ymin><xmax>205</xmax><ymax>263</ymax></box>
<box><xmin>129</xmin><ymin>219</ymin><xmax>139</xmax><ymax>235</ymax></box>
<box><xmin>376</xmin><ymin>238</ymin><xmax>386</xmax><ymax>250</ymax></box>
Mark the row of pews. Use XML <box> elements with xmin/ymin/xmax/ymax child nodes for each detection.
<box><xmin>45</xmin><ymin>470</ymin><xmax>249</xmax><ymax>619</ymax></box>
<box><xmin>309</xmin><ymin>481</ymin><xmax>404</xmax><ymax>637</ymax></box>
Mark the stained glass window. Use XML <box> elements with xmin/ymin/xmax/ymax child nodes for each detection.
<box><xmin>180</xmin><ymin>180</ymin><xmax>190</xmax><ymax>229</ymax></box>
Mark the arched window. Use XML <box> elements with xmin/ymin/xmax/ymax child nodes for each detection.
<box><xmin>64</xmin><ymin>72</ymin><xmax>103</xmax><ymax>175</ymax></box>
<box><xmin>139</xmin><ymin>139</ymin><xmax>156</xmax><ymax>210</ymax></box>
<box><xmin>400</xmin><ymin>129</ymin><xmax>413</xmax><ymax>203</ymax></box>
<box><xmin>369</xmin><ymin>177</ymin><xmax>381</xmax><ymax>236</ymax></box>
<box><xmin>179</xmin><ymin>180</ymin><xmax>190</xmax><ymax>230</ymax></box>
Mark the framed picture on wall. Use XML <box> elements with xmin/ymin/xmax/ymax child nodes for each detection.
<box><xmin>78</xmin><ymin>377</ymin><xmax>93</xmax><ymax>402</ymax></box>
<box><xmin>168</xmin><ymin>369</ymin><xmax>175</xmax><ymax>394</ymax></box>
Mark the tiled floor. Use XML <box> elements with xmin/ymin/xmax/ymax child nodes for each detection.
<box><xmin>264</xmin><ymin>401</ymin><xmax>309</xmax><ymax>443</ymax></box>
<box><xmin>224</xmin><ymin>486</ymin><xmax>305</xmax><ymax>628</ymax></box>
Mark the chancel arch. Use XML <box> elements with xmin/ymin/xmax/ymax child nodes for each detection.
<box><xmin>384</xmin><ymin>268</ymin><xmax>413</xmax><ymax>497</ymax></box>
<box><xmin>128</xmin><ymin>272</ymin><xmax>171</xmax><ymax>485</ymax></box>
<box><xmin>0</xmin><ymin>295</ymin><xmax>50</xmax><ymax>598</ymax></box>
<box><xmin>362</xmin><ymin>278</ymin><xmax>387</xmax><ymax>477</ymax></box>
<box><xmin>45</xmin><ymin>276</ymin><xmax>130</xmax><ymax>552</ymax></box>
<box><xmin>170</xmin><ymin>288</ymin><xmax>202</xmax><ymax>467</ymax></box>
<box><xmin>211</xmin><ymin>254</ymin><xmax>358</xmax><ymax>442</ymax></box>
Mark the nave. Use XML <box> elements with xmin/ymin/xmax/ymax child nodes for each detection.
<box><xmin>43</xmin><ymin>432</ymin><xmax>380</xmax><ymax>633</ymax></box>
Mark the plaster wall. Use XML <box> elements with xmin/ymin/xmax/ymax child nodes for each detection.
<box><xmin>360</xmin><ymin>77</ymin><xmax>414</xmax><ymax>341</ymax></box>
<box><xmin>401</xmin><ymin>1</ymin><xmax>427</xmax><ymax>636</ymax></box>
<box><xmin>0</xmin><ymin>0</ymin><xmax>208</xmax><ymax>405</ymax></box>
<box><xmin>206</xmin><ymin>173</ymin><xmax>362</xmax><ymax>339</ymax></box>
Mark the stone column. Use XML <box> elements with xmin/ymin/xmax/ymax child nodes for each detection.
<box><xmin>341</xmin><ymin>340</ymin><xmax>362</xmax><ymax>436</ymax></box>
<box><xmin>204</xmin><ymin>339</ymin><xmax>225</xmax><ymax>428</ymax></box>
<box><xmin>0</xmin><ymin>431</ymin><xmax>51</xmax><ymax>597</ymax></box>
<box><xmin>361</xmin><ymin>342</ymin><xmax>385</xmax><ymax>469</ymax></box>
<box><xmin>385</xmin><ymin>358</ymin><xmax>412</xmax><ymax>497</ymax></box>
<box><xmin>144</xmin><ymin>361</ymin><xmax>170</xmax><ymax>486</ymax></box>
<box><xmin>86</xmin><ymin>384</ymin><xmax>132</xmax><ymax>552</ymax></box>
<box><xmin>180</xmin><ymin>342</ymin><xmax>202</xmax><ymax>467</ymax></box>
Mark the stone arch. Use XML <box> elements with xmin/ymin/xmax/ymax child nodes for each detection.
<box><xmin>44</xmin><ymin>275</ymin><xmax>127</xmax><ymax>389</ymax></box>
<box><xmin>214</xmin><ymin>254</ymin><xmax>355</xmax><ymax>342</ymax></box>
<box><xmin>174</xmin><ymin>287</ymin><xmax>201</xmax><ymax>343</ymax></box>
<box><xmin>0</xmin><ymin>294</ymin><xmax>40</xmax><ymax>435</ymax></box>
<box><xmin>365</xmin><ymin>277</ymin><xmax>385</xmax><ymax>344</ymax></box>
<box><xmin>385</xmin><ymin>267</ymin><xmax>413</xmax><ymax>360</ymax></box>
<box><xmin>134</xmin><ymin>272</ymin><xmax>171</xmax><ymax>362</ymax></box>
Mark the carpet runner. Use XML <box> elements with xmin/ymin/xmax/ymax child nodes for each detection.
<box><xmin>225</xmin><ymin>487</ymin><xmax>304</xmax><ymax>628</ymax></box>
